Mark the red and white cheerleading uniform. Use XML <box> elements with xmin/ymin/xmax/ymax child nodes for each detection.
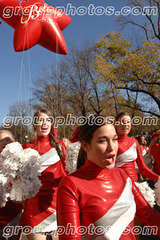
<box><xmin>57</xmin><ymin>159</ymin><xmax>160</xmax><ymax>240</ymax></box>
<box><xmin>115</xmin><ymin>134</ymin><xmax>158</xmax><ymax>182</ymax></box>
<box><xmin>140</xmin><ymin>145</ymin><xmax>148</xmax><ymax>156</ymax></box>
<box><xmin>20</xmin><ymin>135</ymin><xmax>66</xmax><ymax>233</ymax></box>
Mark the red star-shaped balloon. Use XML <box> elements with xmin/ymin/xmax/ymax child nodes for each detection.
<box><xmin>0</xmin><ymin>0</ymin><xmax>71</xmax><ymax>54</ymax></box>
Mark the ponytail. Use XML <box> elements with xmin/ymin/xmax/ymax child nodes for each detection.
<box><xmin>49</xmin><ymin>132</ymin><xmax>63</xmax><ymax>159</ymax></box>
<box><xmin>77</xmin><ymin>146</ymin><xmax>86</xmax><ymax>170</ymax></box>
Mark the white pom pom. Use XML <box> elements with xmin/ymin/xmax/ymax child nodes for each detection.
<box><xmin>65</xmin><ymin>142</ymin><xmax>81</xmax><ymax>174</ymax></box>
<box><xmin>0</xmin><ymin>142</ymin><xmax>42</xmax><ymax>202</ymax></box>
<box><xmin>135</xmin><ymin>181</ymin><xmax>155</xmax><ymax>207</ymax></box>
<box><xmin>0</xmin><ymin>142</ymin><xmax>24</xmax><ymax>178</ymax></box>
<box><xmin>0</xmin><ymin>173</ymin><xmax>11</xmax><ymax>207</ymax></box>
<box><xmin>154</xmin><ymin>177</ymin><xmax>160</xmax><ymax>206</ymax></box>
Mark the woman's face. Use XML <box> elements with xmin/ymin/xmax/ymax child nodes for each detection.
<box><xmin>35</xmin><ymin>112</ymin><xmax>52</xmax><ymax>136</ymax></box>
<box><xmin>0</xmin><ymin>132</ymin><xmax>13</xmax><ymax>153</ymax></box>
<box><xmin>116</xmin><ymin>115</ymin><xmax>131</xmax><ymax>135</ymax></box>
<box><xmin>83</xmin><ymin>124</ymin><xmax>118</xmax><ymax>169</ymax></box>
<box><xmin>140</xmin><ymin>136</ymin><xmax>145</xmax><ymax>145</ymax></box>
<box><xmin>62</xmin><ymin>138</ymin><xmax>70</xmax><ymax>147</ymax></box>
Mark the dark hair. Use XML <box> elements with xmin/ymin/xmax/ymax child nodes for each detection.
<box><xmin>155</xmin><ymin>135</ymin><xmax>160</xmax><ymax>145</ymax></box>
<box><xmin>32</xmin><ymin>109</ymin><xmax>63</xmax><ymax>159</ymax></box>
<box><xmin>0</xmin><ymin>130</ymin><xmax>15</xmax><ymax>142</ymax></box>
<box><xmin>115</xmin><ymin>111</ymin><xmax>131</xmax><ymax>122</ymax></box>
<box><xmin>135</xmin><ymin>135</ymin><xmax>141</xmax><ymax>144</ymax></box>
<box><xmin>115</xmin><ymin>111</ymin><xmax>135</xmax><ymax>136</ymax></box>
<box><xmin>77</xmin><ymin>115</ymin><xmax>107</xmax><ymax>170</ymax></box>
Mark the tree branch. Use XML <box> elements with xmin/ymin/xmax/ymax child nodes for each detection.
<box><xmin>114</xmin><ymin>85</ymin><xmax>160</xmax><ymax>110</ymax></box>
<box><xmin>119</xmin><ymin>103</ymin><xmax>160</xmax><ymax>118</ymax></box>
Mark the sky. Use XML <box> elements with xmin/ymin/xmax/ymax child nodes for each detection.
<box><xmin>0</xmin><ymin>0</ymin><xmax>143</xmax><ymax>124</ymax></box>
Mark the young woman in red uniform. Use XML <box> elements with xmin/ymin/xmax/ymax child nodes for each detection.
<box><xmin>149</xmin><ymin>132</ymin><xmax>160</xmax><ymax>175</ymax></box>
<box><xmin>0</xmin><ymin>130</ymin><xmax>22</xmax><ymax>240</ymax></box>
<box><xmin>136</xmin><ymin>135</ymin><xmax>148</xmax><ymax>157</ymax></box>
<box><xmin>115</xmin><ymin>112</ymin><xmax>159</xmax><ymax>183</ymax></box>
<box><xmin>20</xmin><ymin>109</ymin><xmax>66</xmax><ymax>240</ymax></box>
<box><xmin>57</xmin><ymin>115</ymin><xmax>160</xmax><ymax>240</ymax></box>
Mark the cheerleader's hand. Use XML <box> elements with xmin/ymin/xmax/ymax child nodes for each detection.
<box><xmin>154</xmin><ymin>177</ymin><xmax>160</xmax><ymax>206</ymax></box>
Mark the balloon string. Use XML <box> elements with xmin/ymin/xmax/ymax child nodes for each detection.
<box><xmin>18</xmin><ymin>51</ymin><xmax>24</xmax><ymax>106</ymax></box>
<box><xmin>27</xmin><ymin>45</ymin><xmax>33</xmax><ymax>115</ymax></box>
<box><xmin>18</xmin><ymin>22</ymin><xmax>32</xmax><ymax>117</ymax></box>
<box><xmin>24</xmin><ymin>23</ymin><xmax>33</xmax><ymax>117</ymax></box>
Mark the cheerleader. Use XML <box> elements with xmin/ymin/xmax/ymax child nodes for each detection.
<box><xmin>115</xmin><ymin>112</ymin><xmax>159</xmax><ymax>183</ymax></box>
<box><xmin>148</xmin><ymin>132</ymin><xmax>160</xmax><ymax>175</ymax></box>
<box><xmin>57</xmin><ymin>115</ymin><xmax>160</xmax><ymax>240</ymax></box>
<box><xmin>0</xmin><ymin>130</ymin><xmax>22</xmax><ymax>240</ymax></box>
<box><xmin>19</xmin><ymin>109</ymin><xmax>66</xmax><ymax>240</ymax></box>
<box><xmin>62</xmin><ymin>138</ymin><xmax>70</xmax><ymax>148</ymax></box>
<box><xmin>136</xmin><ymin>135</ymin><xmax>148</xmax><ymax>157</ymax></box>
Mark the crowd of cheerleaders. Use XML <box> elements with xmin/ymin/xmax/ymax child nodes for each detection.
<box><xmin>0</xmin><ymin>109</ymin><xmax>160</xmax><ymax>240</ymax></box>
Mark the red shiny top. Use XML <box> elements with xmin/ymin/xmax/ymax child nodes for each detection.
<box><xmin>23</xmin><ymin>135</ymin><xmax>66</xmax><ymax>194</ymax></box>
<box><xmin>23</xmin><ymin>135</ymin><xmax>56</xmax><ymax>155</ymax></box>
<box><xmin>57</xmin><ymin>159</ymin><xmax>160</xmax><ymax>240</ymax></box>
<box><xmin>23</xmin><ymin>135</ymin><xmax>66</xmax><ymax>168</ymax></box>
<box><xmin>151</xmin><ymin>143</ymin><xmax>160</xmax><ymax>175</ymax></box>
<box><xmin>116</xmin><ymin>134</ymin><xmax>158</xmax><ymax>182</ymax></box>
<box><xmin>20</xmin><ymin>135</ymin><xmax>66</xmax><ymax>228</ymax></box>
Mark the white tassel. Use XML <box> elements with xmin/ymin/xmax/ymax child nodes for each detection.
<box><xmin>0</xmin><ymin>173</ymin><xmax>11</xmax><ymax>207</ymax></box>
<box><xmin>135</xmin><ymin>181</ymin><xmax>155</xmax><ymax>207</ymax></box>
<box><xmin>0</xmin><ymin>142</ymin><xmax>42</xmax><ymax>202</ymax></box>
<box><xmin>154</xmin><ymin>177</ymin><xmax>160</xmax><ymax>206</ymax></box>
<box><xmin>65</xmin><ymin>142</ymin><xmax>81</xmax><ymax>174</ymax></box>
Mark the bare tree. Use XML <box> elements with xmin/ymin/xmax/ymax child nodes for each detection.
<box><xmin>32</xmin><ymin>41</ymin><xmax>107</xmax><ymax>118</ymax></box>
<box><xmin>2</xmin><ymin>102</ymin><xmax>32</xmax><ymax>144</ymax></box>
<box><xmin>118</xmin><ymin>0</ymin><xmax>160</xmax><ymax>42</ymax></box>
